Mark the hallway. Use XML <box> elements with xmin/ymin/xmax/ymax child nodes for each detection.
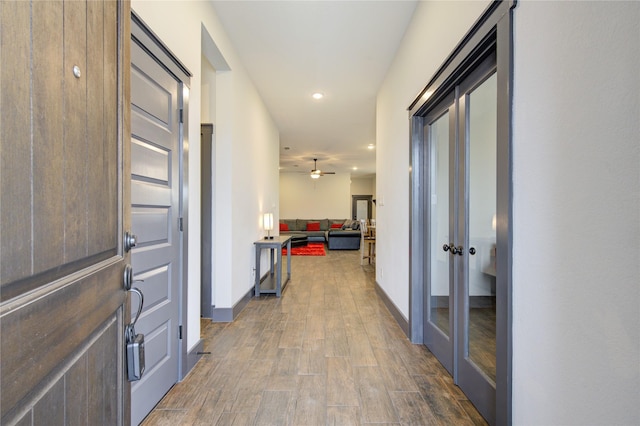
<box><xmin>143</xmin><ymin>248</ymin><xmax>486</xmax><ymax>425</ymax></box>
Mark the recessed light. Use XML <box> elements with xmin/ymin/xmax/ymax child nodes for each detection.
<box><xmin>352</xmin><ymin>167</ymin><xmax>358</xmax><ymax>171</ymax></box>
<box><xmin>312</xmin><ymin>92</ymin><xmax>324</xmax><ymax>100</ymax></box>
<box><xmin>367</xmin><ymin>144</ymin><xmax>375</xmax><ymax>150</ymax></box>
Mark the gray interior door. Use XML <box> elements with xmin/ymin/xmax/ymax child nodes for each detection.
<box><xmin>130</xmin><ymin>37</ymin><xmax>182</xmax><ymax>425</ymax></box>
<box><xmin>1</xmin><ymin>1</ymin><xmax>129</xmax><ymax>423</ymax></box>
<box><xmin>423</xmin><ymin>57</ymin><xmax>498</xmax><ymax>423</ymax></box>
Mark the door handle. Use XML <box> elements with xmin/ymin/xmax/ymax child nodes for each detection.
<box><xmin>443</xmin><ymin>243</ymin><xmax>461</xmax><ymax>255</ymax></box>
<box><xmin>124</xmin><ymin>231</ymin><xmax>138</xmax><ymax>252</ymax></box>
<box><xmin>469</xmin><ymin>247</ymin><xmax>476</xmax><ymax>255</ymax></box>
<box><xmin>123</xmin><ymin>264</ymin><xmax>144</xmax><ymax>290</ymax></box>
<box><xmin>443</xmin><ymin>243</ymin><xmax>458</xmax><ymax>254</ymax></box>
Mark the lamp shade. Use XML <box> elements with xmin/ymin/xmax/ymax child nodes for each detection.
<box><xmin>263</xmin><ymin>213</ymin><xmax>274</xmax><ymax>231</ymax></box>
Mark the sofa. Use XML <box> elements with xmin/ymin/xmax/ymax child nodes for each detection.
<box><xmin>279</xmin><ymin>219</ymin><xmax>361</xmax><ymax>249</ymax></box>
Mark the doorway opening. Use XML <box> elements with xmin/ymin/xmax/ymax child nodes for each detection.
<box><xmin>352</xmin><ymin>195</ymin><xmax>373</xmax><ymax>221</ymax></box>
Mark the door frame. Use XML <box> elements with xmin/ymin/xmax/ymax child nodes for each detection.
<box><xmin>131</xmin><ymin>11</ymin><xmax>192</xmax><ymax>379</ymax></box>
<box><xmin>408</xmin><ymin>1</ymin><xmax>515</xmax><ymax>424</ymax></box>
<box><xmin>351</xmin><ymin>195</ymin><xmax>373</xmax><ymax>220</ymax></box>
<box><xmin>201</xmin><ymin>123</ymin><xmax>214</xmax><ymax>318</ymax></box>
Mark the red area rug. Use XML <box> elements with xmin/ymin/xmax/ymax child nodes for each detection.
<box><xmin>282</xmin><ymin>242</ymin><xmax>326</xmax><ymax>256</ymax></box>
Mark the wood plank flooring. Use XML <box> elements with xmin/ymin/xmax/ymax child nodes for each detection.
<box><xmin>142</xmin><ymin>247</ymin><xmax>487</xmax><ymax>425</ymax></box>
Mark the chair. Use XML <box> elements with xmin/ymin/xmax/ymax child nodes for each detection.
<box><xmin>360</xmin><ymin>219</ymin><xmax>376</xmax><ymax>265</ymax></box>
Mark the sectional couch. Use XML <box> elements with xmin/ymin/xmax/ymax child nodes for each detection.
<box><xmin>279</xmin><ymin>219</ymin><xmax>361</xmax><ymax>250</ymax></box>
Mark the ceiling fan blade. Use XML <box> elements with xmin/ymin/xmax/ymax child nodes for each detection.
<box><xmin>309</xmin><ymin>159</ymin><xmax>335</xmax><ymax>176</ymax></box>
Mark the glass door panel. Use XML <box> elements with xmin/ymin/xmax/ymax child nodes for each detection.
<box><xmin>429</xmin><ymin>111</ymin><xmax>451</xmax><ymax>337</ymax></box>
<box><xmin>466</xmin><ymin>72</ymin><xmax>497</xmax><ymax>383</ymax></box>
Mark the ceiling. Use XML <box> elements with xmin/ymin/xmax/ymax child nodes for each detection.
<box><xmin>211</xmin><ymin>1</ymin><xmax>418</xmax><ymax>178</ymax></box>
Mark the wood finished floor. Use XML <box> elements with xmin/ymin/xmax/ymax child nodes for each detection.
<box><xmin>142</xmin><ymin>247</ymin><xmax>487</xmax><ymax>426</ymax></box>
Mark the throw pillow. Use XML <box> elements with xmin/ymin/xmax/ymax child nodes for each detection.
<box><xmin>306</xmin><ymin>221</ymin><xmax>320</xmax><ymax>231</ymax></box>
<box><xmin>280</xmin><ymin>223</ymin><xmax>289</xmax><ymax>231</ymax></box>
<box><xmin>330</xmin><ymin>223</ymin><xmax>342</xmax><ymax>229</ymax></box>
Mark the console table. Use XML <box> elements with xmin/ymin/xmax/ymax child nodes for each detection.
<box><xmin>254</xmin><ymin>235</ymin><xmax>292</xmax><ymax>297</ymax></box>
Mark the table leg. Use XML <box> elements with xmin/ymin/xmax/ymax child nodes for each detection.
<box><xmin>255</xmin><ymin>246</ymin><xmax>261</xmax><ymax>296</ymax></box>
<box><xmin>276</xmin><ymin>244</ymin><xmax>282</xmax><ymax>297</ymax></box>
<box><xmin>286</xmin><ymin>239</ymin><xmax>291</xmax><ymax>281</ymax></box>
<box><xmin>269</xmin><ymin>248</ymin><xmax>275</xmax><ymax>276</ymax></box>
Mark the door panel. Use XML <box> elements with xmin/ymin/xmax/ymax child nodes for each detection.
<box><xmin>456</xmin><ymin>68</ymin><xmax>498</xmax><ymax>422</ymax></box>
<box><xmin>130</xmin><ymin>38</ymin><xmax>182</xmax><ymax>426</ymax></box>
<box><xmin>356</xmin><ymin>199</ymin><xmax>368</xmax><ymax>221</ymax></box>
<box><xmin>0</xmin><ymin>0</ymin><xmax>129</xmax><ymax>424</ymax></box>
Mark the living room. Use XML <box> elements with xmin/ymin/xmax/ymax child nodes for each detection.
<box><xmin>280</xmin><ymin>171</ymin><xmax>375</xmax><ymax>228</ymax></box>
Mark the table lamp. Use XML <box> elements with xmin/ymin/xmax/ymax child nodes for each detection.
<box><xmin>263</xmin><ymin>213</ymin><xmax>274</xmax><ymax>239</ymax></box>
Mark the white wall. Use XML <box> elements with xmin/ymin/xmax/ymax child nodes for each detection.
<box><xmin>200</xmin><ymin>55</ymin><xmax>216</xmax><ymax>123</ymax></box>
<box><xmin>378</xmin><ymin>0</ymin><xmax>640</xmax><ymax>423</ymax></box>
<box><xmin>376</xmin><ymin>0</ymin><xmax>489</xmax><ymax>318</ymax></box>
<box><xmin>279</xmin><ymin>173</ymin><xmax>351</xmax><ymax>219</ymax></box>
<box><xmin>132</xmin><ymin>1</ymin><xmax>280</xmax><ymax>349</ymax></box>
<box><xmin>350</xmin><ymin>176</ymin><xmax>374</xmax><ymax>196</ymax></box>
<box><xmin>511</xmin><ymin>2</ymin><xmax>640</xmax><ymax>424</ymax></box>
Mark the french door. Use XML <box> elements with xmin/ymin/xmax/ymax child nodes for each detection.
<box><xmin>424</xmin><ymin>57</ymin><xmax>498</xmax><ymax>422</ymax></box>
<box><xmin>410</xmin><ymin>3</ymin><xmax>513</xmax><ymax>424</ymax></box>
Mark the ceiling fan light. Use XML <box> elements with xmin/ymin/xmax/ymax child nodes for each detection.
<box><xmin>310</xmin><ymin>173</ymin><xmax>320</xmax><ymax>179</ymax></box>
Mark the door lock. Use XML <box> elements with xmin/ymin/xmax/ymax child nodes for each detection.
<box><xmin>124</xmin><ymin>231</ymin><xmax>138</xmax><ymax>252</ymax></box>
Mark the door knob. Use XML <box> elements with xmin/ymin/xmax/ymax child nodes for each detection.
<box><xmin>456</xmin><ymin>246</ymin><xmax>464</xmax><ymax>256</ymax></box>
<box><xmin>124</xmin><ymin>231</ymin><xmax>138</xmax><ymax>252</ymax></box>
<box><xmin>469</xmin><ymin>247</ymin><xmax>476</xmax><ymax>255</ymax></box>
<box><xmin>443</xmin><ymin>243</ymin><xmax>458</xmax><ymax>254</ymax></box>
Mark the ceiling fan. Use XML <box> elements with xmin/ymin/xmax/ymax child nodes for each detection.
<box><xmin>310</xmin><ymin>158</ymin><xmax>335</xmax><ymax>179</ymax></box>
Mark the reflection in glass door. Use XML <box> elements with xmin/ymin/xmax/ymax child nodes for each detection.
<box><xmin>465</xmin><ymin>73</ymin><xmax>497</xmax><ymax>384</ymax></box>
<box><xmin>430</xmin><ymin>111</ymin><xmax>450</xmax><ymax>336</ymax></box>
<box><xmin>424</xmin><ymin>106</ymin><xmax>453</xmax><ymax>373</ymax></box>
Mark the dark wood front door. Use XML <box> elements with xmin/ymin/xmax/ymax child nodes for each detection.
<box><xmin>0</xmin><ymin>1</ymin><xmax>131</xmax><ymax>424</ymax></box>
